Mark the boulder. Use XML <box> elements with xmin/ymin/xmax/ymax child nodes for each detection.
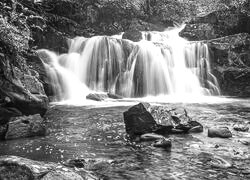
<box><xmin>123</xmin><ymin>103</ymin><xmax>172</xmax><ymax>137</ymax></box>
<box><xmin>86</xmin><ymin>93</ymin><xmax>108</xmax><ymax>101</ymax></box>
<box><xmin>0</xmin><ymin>155</ymin><xmax>86</xmax><ymax>180</ymax></box>
<box><xmin>233</xmin><ymin>124</ymin><xmax>249</xmax><ymax>132</ymax></box>
<box><xmin>5</xmin><ymin>114</ymin><xmax>46</xmax><ymax>140</ymax></box>
<box><xmin>208</xmin><ymin>127</ymin><xmax>232</xmax><ymax>138</ymax></box>
<box><xmin>123</xmin><ymin>103</ymin><xmax>159</xmax><ymax>136</ymax></box>
<box><xmin>122</xmin><ymin>29</ymin><xmax>143</xmax><ymax>42</ymax></box>
<box><xmin>123</xmin><ymin>103</ymin><xmax>203</xmax><ymax>137</ymax></box>
<box><xmin>149</xmin><ymin>105</ymin><xmax>203</xmax><ymax>133</ymax></box>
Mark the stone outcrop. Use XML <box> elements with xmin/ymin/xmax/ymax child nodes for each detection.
<box><xmin>0</xmin><ymin>155</ymin><xmax>97</xmax><ymax>180</ymax></box>
<box><xmin>180</xmin><ymin>7</ymin><xmax>250</xmax><ymax>41</ymax></box>
<box><xmin>207</xmin><ymin>33</ymin><xmax>250</xmax><ymax>96</ymax></box>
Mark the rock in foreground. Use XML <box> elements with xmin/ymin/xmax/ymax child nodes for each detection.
<box><xmin>0</xmin><ymin>155</ymin><xmax>89</xmax><ymax>180</ymax></box>
<box><xmin>123</xmin><ymin>103</ymin><xmax>203</xmax><ymax>138</ymax></box>
<box><xmin>208</xmin><ymin>127</ymin><xmax>232</xmax><ymax>138</ymax></box>
<box><xmin>123</xmin><ymin>103</ymin><xmax>173</xmax><ymax>137</ymax></box>
<box><xmin>4</xmin><ymin>114</ymin><xmax>46</xmax><ymax>140</ymax></box>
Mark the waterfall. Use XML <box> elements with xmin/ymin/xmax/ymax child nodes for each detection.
<box><xmin>39</xmin><ymin>27</ymin><xmax>220</xmax><ymax>102</ymax></box>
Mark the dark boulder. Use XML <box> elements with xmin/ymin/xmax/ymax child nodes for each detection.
<box><xmin>122</xmin><ymin>29</ymin><xmax>143</xmax><ymax>42</ymax></box>
<box><xmin>5</xmin><ymin>114</ymin><xmax>46</xmax><ymax>140</ymax></box>
<box><xmin>0</xmin><ymin>155</ymin><xmax>86</xmax><ymax>180</ymax></box>
<box><xmin>123</xmin><ymin>103</ymin><xmax>162</xmax><ymax>137</ymax></box>
<box><xmin>208</xmin><ymin>127</ymin><xmax>232</xmax><ymax>138</ymax></box>
<box><xmin>86</xmin><ymin>93</ymin><xmax>108</xmax><ymax>101</ymax></box>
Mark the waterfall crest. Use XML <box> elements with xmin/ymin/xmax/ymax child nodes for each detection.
<box><xmin>39</xmin><ymin>27</ymin><xmax>220</xmax><ymax>102</ymax></box>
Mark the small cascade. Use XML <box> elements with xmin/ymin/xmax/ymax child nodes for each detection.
<box><xmin>39</xmin><ymin>27</ymin><xmax>220</xmax><ymax>102</ymax></box>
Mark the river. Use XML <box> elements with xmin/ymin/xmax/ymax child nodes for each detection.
<box><xmin>0</xmin><ymin>98</ymin><xmax>250</xmax><ymax>179</ymax></box>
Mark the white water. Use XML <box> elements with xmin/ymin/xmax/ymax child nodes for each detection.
<box><xmin>38</xmin><ymin>26</ymin><xmax>221</xmax><ymax>104</ymax></box>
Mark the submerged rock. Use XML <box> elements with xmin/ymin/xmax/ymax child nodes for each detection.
<box><xmin>209</xmin><ymin>156</ymin><xmax>232</xmax><ymax>169</ymax></box>
<box><xmin>208</xmin><ymin>127</ymin><xmax>232</xmax><ymax>138</ymax></box>
<box><xmin>233</xmin><ymin>124</ymin><xmax>249</xmax><ymax>132</ymax></box>
<box><xmin>0</xmin><ymin>155</ymin><xmax>86</xmax><ymax>180</ymax></box>
<box><xmin>152</xmin><ymin>138</ymin><xmax>172</xmax><ymax>149</ymax></box>
<box><xmin>86</xmin><ymin>93</ymin><xmax>108</xmax><ymax>101</ymax></box>
<box><xmin>140</xmin><ymin>133</ymin><xmax>165</xmax><ymax>141</ymax></box>
<box><xmin>5</xmin><ymin>114</ymin><xmax>46</xmax><ymax>140</ymax></box>
<box><xmin>65</xmin><ymin>158</ymin><xmax>114</xmax><ymax>171</ymax></box>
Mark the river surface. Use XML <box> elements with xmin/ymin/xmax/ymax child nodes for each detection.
<box><xmin>0</xmin><ymin>98</ymin><xmax>250</xmax><ymax>179</ymax></box>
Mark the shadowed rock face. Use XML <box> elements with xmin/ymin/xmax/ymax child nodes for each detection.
<box><xmin>0</xmin><ymin>52</ymin><xmax>48</xmax><ymax>117</ymax></box>
<box><xmin>207</xmin><ymin>33</ymin><xmax>250</xmax><ymax>96</ymax></box>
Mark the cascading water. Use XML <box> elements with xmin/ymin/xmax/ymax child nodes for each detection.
<box><xmin>39</xmin><ymin>26</ymin><xmax>220</xmax><ymax>102</ymax></box>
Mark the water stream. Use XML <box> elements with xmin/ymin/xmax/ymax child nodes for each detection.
<box><xmin>0</xmin><ymin>99</ymin><xmax>250</xmax><ymax>179</ymax></box>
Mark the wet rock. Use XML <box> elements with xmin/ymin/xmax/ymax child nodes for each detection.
<box><xmin>140</xmin><ymin>133</ymin><xmax>165</xmax><ymax>141</ymax></box>
<box><xmin>65</xmin><ymin>159</ymin><xmax>86</xmax><ymax>168</ymax></box>
<box><xmin>122</xmin><ymin>29</ymin><xmax>143</xmax><ymax>42</ymax></box>
<box><xmin>123</xmin><ymin>103</ymin><xmax>172</xmax><ymax>137</ymax></box>
<box><xmin>5</xmin><ymin>114</ymin><xmax>46</xmax><ymax>140</ymax></box>
<box><xmin>209</xmin><ymin>156</ymin><xmax>232</xmax><ymax>169</ymax></box>
<box><xmin>65</xmin><ymin>158</ymin><xmax>114</xmax><ymax>171</ymax></box>
<box><xmin>233</xmin><ymin>124</ymin><xmax>249</xmax><ymax>132</ymax></box>
<box><xmin>238</xmin><ymin>139</ymin><xmax>250</xmax><ymax>146</ymax></box>
<box><xmin>188</xmin><ymin>121</ymin><xmax>204</xmax><ymax>133</ymax></box>
<box><xmin>124</xmin><ymin>103</ymin><xmax>202</xmax><ymax>137</ymax></box>
<box><xmin>152</xmin><ymin>138</ymin><xmax>172</xmax><ymax>149</ymax></box>
<box><xmin>107</xmin><ymin>93</ymin><xmax>123</xmax><ymax>99</ymax></box>
<box><xmin>0</xmin><ymin>155</ymin><xmax>84</xmax><ymax>180</ymax></box>
<box><xmin>150</xmin><ymin>105</ymin><xmax>203</xmax><ymax>133</ymax></box>
<box><xmin>86</xmin><ymin>93</ymin><xmax>108</xmax><ymax>101</ymax></box>
<box><xmin>208</xmin><ymin>127</ymin><xmax>232</xmax><ymax>138</ymax></box>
